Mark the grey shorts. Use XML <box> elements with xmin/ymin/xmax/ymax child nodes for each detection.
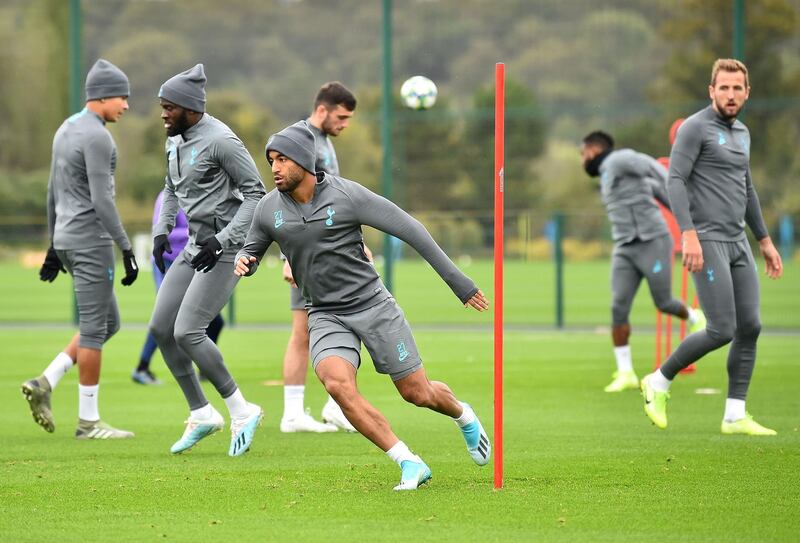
<box><xmin>57</xmin><ymin>246</ymin><xmax>120</xmax><ymax>350</ymax></box>
<box><xmin>308</xmin><ymin>297</ymin><xmax>423</xmax><ymax>381</ymax></box>
<box><xmin>289</xmin><ymin>285</ymin><xmax>307</xmax><ymax>311</ymax></box>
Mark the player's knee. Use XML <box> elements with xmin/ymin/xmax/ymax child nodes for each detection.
<box><xmin>173</xmin><ymin>321</ymin><xmax>203</xmax><ymax>350</ymax></box>
<box><xmin>611</xmin><ymin>303</ymin><xmax>629</xmax><ymax>326</ymax></box>
<box><xmin>104</xmin><ymin>319</ymin><xmax>120</xmax><ymax>342</ymax></box>
<box><xmin>399</xmin><ymin>384</ymin><xmax>433</xmax><ymax>408</ymax></box>
<box><xmin>706</xmin><ymin>322</ymin><xmax>735</xmax><ymax>347</ymax></box>
<box><xmin>736</xmin><ymin>317</ymin><xmax>761</xmax><ymax>340</ymax></box>
<box><xmin>322</xmin><ymin>377</ymin><xmax>355</xmax><ymax>404</ymax></box>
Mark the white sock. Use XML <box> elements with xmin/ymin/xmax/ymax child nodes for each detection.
<box><xmin>283</xmin><ymin>385</ymin><xmax>305</xmax><ymax>419</ymax></box>
<box><xmin>224</xmin><ymin>388</ymin><xmax>250</xmax><ymax>419</ymax></box>
<box><xmin>648</xmin><ymin>369</ymin><xmax>672</xmax><ymax>392</ymax></box>
<box><xmin>43</xmin><ymin>352</ymin><xmax>73</xmax><ymax>390</ymax></box>
<box><xmin>190</xmin><ymin>403</ymin><xmax>214</xmax><ymax>421</ymax></box>
<box><xmin>724</xmin><ymin>398</ymin><xmax>746</xmax><ymax>422</ymax></box>
<box><xmin>688</xmin><ymin>308</ymin><xmax>699</xmax><ymax>325</ymax></box>
<box><xmin>613</xmin><ymin>345</ymin><xmax>633</xmax><ymax>373</ymax></box>
<box><xmin>78</xmin><ymin>384</ymin><xmax>100</xmax><ymax>422</ymax></box>
<box><xmin>453</xmin><ymin>401</ymin><xmax>476</xmax><ymax>427</ymax></box>
<box><xmin>386</xmin><ymin>441</ymin><xmax>417</xmax><ymax>466</ymax></box>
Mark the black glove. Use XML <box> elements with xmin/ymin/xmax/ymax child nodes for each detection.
<box><xmin>191</xmin><ymin>236</ymin><xmax>223</xmax><ymax>273</ymax></box>
<box><xmin>152</xmin><ymin>234</ymin><xmax>172</xmax><ymax>274</ymax></box>
<box><xmin>39</xmin><ymin>246</ymin><xmax>66</xmax><ymax>282</ymax></box>
<box><xmin>121</xmin><ymin>249</ymin><xmax>138</xmax><ymax>286</ymax></box>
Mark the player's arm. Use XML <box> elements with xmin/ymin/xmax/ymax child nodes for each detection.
<box><xmin>84</xmin><ymin>133</ymin><xmax>132</xmax><ymax>252</ymax></box>
<box><xmin>745</xmin><ymin>166</ymin><xmax>782</xmax><ymax>279</ymax></box>
<box><xmin>213</xmin><ymin>136</ymin><xmax>267</xmax><ymax>251</ymax></box>
<box><xmin>350</xmin><ymin>183</ymin><xmax>487</xmax><ymax>310</ymax></box>
<box><xmin>667</xmin><ymin>121</ymin><xmax>703</xmax><ymax>272</ymax></box>
<box><xmin>643</xmin><ymin>155</ymin><xmax>670</xmax><ymax>208</ymax></box>
<box><xmin>234</xmin><ymin>197</ymin><xmax>273</xmax><ymax>277</ymax></box>
<box><xmin>46</xmin><ymin>160</ymin><xmax>56</xmax><ymax>242</ymax></box>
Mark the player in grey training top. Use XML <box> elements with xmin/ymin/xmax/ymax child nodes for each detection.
<box><xmin>278</xmin><ymin>82</ymin><xmax>361</xmax><ymax>434</ymax></box>
<box><xmin>147</xmin><ymin>64</ymin><xmax>267</xmax><ymax>457</ymax></box>
<box><xmin>581</xmin><ymin>131</ymin><xmax>704</xmax><ymax>393</ymax></box>
<box><xmin>236</xmin><ymin>121</ymin><xmax>491</xmax><ymax>491</ymax></box>
<box><xmin>23</xmin><ymin>59</ymin><xmax>139</xmax><ymax>440</ymax></box>
<box><xmin>640</xmin><ymin>59</ymin><xmax>783</xmax><ymax>435</ymax></box>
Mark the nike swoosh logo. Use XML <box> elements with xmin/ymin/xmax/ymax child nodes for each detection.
<box><xmin>214</xmin><ymin>249</ymin><xmax>223</xmax><ymax>256</ymax></box>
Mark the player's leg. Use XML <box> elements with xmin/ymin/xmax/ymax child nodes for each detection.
<box><xmin>643</xmin><ymin>235</ymin><xmax>705</xmax><ymax>331</ymax></box>
<box><xmin>721</xmin><ymin>241</ymin><xmax>774</xmax><ymax>436</ymax></box>
<box><xmin>149</xmin><ymin>259</ymin><xmax>224</xmax><ymax>452</ymax></box>
<box><xmin>133</xmin><ymin>258</ymin><xmax>169</xmax><ymax>385</ymax></box>
<box><xmin>173</xmin><ymin>264</ymin><xmax>262</xmax><ymax>457</ymax></box>
<box><xmin>69</xmin><ymin>247</ymin><xmax>132</xmax><ymax>439</ymax></box>
<box><xmin>22</xmin><ymin>332</ymin><xmax>78</xmax><ymax>433</ymax></box>
<box><xmin>606</xmin><ymin>245</ymin><xmax>643</xmax><ymax>392</ymax></box>
<box><xmin>358</xmin><ymin>297</ymin><xmax>491</xmax><ymax>467</ymax></box>
<box><xmin>280</xmin><ymin>301</ymin><xmax>336</xmax><ymax>433</ymax></box>
<box><xmin>642</xmin><ymin>241</ymin><xmax>736</xmax><ymax>428</ymax></box>
<box><xmin>310</xmin><ymin>309</ymin><xmax>429</xmax><ymax>490</ymax></box>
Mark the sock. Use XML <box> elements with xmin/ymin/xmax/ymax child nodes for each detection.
<box><xmin>283</xmin><ymin>385</ymin><xmax>305</xmax><ymax>419</ymax></box>
<box><xmin>78</xmin><ymin>384</ymin><xmax>100</xmax><ymax>422</ymax></box>
<box><xmin>613</xmin><ymin>345</ymin><xmax>633</xmax><ymax>373</ymax></box>
<box><xmin>724</xmin><ymin>398</ymin><xmax>746</xmax><ymax>422</ymax></box>
<box><xmin>453</xmin><ymin>401</ymin><xmax>476</xmax><ymax>427</ymax></box>
<box><xmin>688</xmin><ymin>308</ymin><xmax>699</xmax><ymax>325</ymax></box>
<box><xmin>648</xmin><ymin>369</ymin><xmax>672</xmax><ymax>392</ymax></box>
<box><xmin>190</xmin><ymin>403</ymin><xmax>213</xmax><ymax>421</ymax></box>
<box><xmin>223</xmin><ymin>388</ymin><xmax>250</xmax><ymax>419</ymax></box>
<box><xmin>136</xmin><ymin>359</ymin><xmax>149</xmax><ymax>372</ymax></box>
<box><xmin>43</xmin><ymin>352</ymin><xmax>74</xmax><ymax>390</ymax></box>
<box><xmin>386</xmin><ymin>441</ymin><xmax>417</xmax><ymax>466</ymax></box>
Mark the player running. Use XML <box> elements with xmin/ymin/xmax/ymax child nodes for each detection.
<box><xmin>236</xmin><ymin>121</ymin><xmax>491</xmax><ymax>490</ymax></box>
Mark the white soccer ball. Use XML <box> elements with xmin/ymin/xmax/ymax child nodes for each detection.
<box><xmin>400</xmin><ymin>75</ymin><xmax>438</xmax><ymax>110</ymax></box>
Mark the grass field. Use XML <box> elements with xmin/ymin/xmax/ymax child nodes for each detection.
<box><xmin>1</xmin><ymin>257</ymin><xmax>798</xmax><ymax>541</ymax></box>
<box><xmin>2</xmin><ymin>258</ymin><xmax>799</xmax><ymax>328</ymax></box>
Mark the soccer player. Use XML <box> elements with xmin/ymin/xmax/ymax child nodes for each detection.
<box><xmin>640</xmin><ymin>59</ymin><xmax>783</xmax><ymax>434</ymax></box>
<box><xmin>581</xmin><ymin>131</ymin><xmax>705</xmax><ymax>392</ymax></box>
<box><xmin>279</xmin><ymin>82</ymin><xmax>362</xmax><ymax>434</ymax></box>
<box><xmin>148</xmin><ymin>64</ymin><xmax>267</xmax><ymax>456</ymax></box>
<box><xmin>131</xmin><ymin>190</ymin><xmax>224</xmax><ymax>385</ymax></box>
<box><xmin>23</xmin><ymin>59</ymin><xmax>139</xmax><ymax>439</ymax></box>
<box><xmin>236</xmin><ymin>121</ymin><xmax>492</xmax><ymax>490</ymax></box>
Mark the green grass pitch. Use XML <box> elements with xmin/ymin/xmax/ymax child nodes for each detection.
<box><xmin>0</xmin><ymin>260</ymin><xmax>798</xmax><ymax>541</ymax></box>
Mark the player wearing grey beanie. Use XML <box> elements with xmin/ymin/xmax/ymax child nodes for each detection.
<box><xmin>265</xmin><ymin>120</ymin><xmax>317</xmax><ymax>174</ymax></box>
<box><xmin>158</xmin><ymin>63</ymin><xmax>207</xmax><ymax>113</ymax></box>
<box><xmin>85</xmin><ymin>59</ymin><xmax>130</xmax><ymax>100</ymax></box>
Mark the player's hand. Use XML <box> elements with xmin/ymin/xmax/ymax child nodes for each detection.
<box><xmin>121</xmin><ymin>249</ymin><xmax>139</xmax><ymax>286</ymax></box>
<box><xmin>759</xmin><ymin>237</ymin><xmax>783</xmax><ymax>279</ymax></box>
<box><xmin>234</xmin><ymin>255</ymin><xmax>258</xmax><ymax>277</ymax></box>
<box><xmin>39</xmin><ymin>246</ymin><xmax>66</xmax><ymax>282</ymax></box>
<box><xmin>464</xmin><ymin>289</ymin><xmax>489</xmax><ymax>312</ymax></box>
<box><xmin>681</xmin><ymin>230</ymin><xmax>704</xmax><ymax>273</ymax></box>
<box><xmin>282</xmin><ymin>260</ymin><xmax>297</xmax><ymax>287</ymax></box>
<box><xmin>152</xmin><ymin>234</ymin><xmax>172</xmax><ymax>274</ymax></box>
<box><xmin>191</xmin><ymin>236</ymin><xmax>223</xmax><ymax>273</ymax></box>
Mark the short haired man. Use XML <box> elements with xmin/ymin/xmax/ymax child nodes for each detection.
<box><xmin>149</xmin><ymin>64</ymin><xmax>267</xmax><ymax>456</ymax></box>
<box><xmin>640</xmin><ymin>59</ymin><xmax>783</xmax><ymax>435</ymax></box>
<box><xmin>236</xmin><ymin>121</ymin><xmax>491</xmax><ymax>490</ymax></box>
<box><xmin>23</xmin><ymin>59</ymin><xmax>139</xmax><ymax>440</ymax></box>
<box><xmin>581</xmin><ymin>130</ymin><xmax>704</xmax><ymax>392</ymax></box>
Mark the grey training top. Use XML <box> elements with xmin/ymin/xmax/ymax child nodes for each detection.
<box><xmin>308</xmin><ymin>122</ymin><xmax>339</xmax><ymax>175</ymax></box>
<box><xmin>47</xmin><ymin>108</ymin><xmax>131</xmax><ymax>251</ymax></box>
<box><xmin>667</xmin><ymin>105</ymin><xmax>768</xmax><ymax>242</ymax></box>
<box><xmin>153</xmin><ymin>114</ymin><xmax>266</xmax><ymax>263</ymax></box>
<box><xmin>238</xmin><ymin>173</ymin><xmax>479</xmax><ymax>314</ymax></box>
<box><xmin>598</xmin><ymin>149</ymin><xmax>670</xmax><ymax>245</ymax></box>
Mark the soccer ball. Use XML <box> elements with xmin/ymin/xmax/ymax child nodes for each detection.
<box><xmin>400</xmin><ymin>76</ymin><xmax>438</xmax><ymax>110</ymax></box>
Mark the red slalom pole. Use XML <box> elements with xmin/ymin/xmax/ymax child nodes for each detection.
<box><xmin>493</xmin><ymin>62</ymin><xmax>505</xmax><ymax>490</ymax></box>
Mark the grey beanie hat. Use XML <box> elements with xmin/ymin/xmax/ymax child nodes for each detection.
<box><xmin>158</xmin><ymin>64</ymin><xmax>207</xmax><ymax>112</ymax></box>
<box><xmin>265</xmin><ymin>120</ymin><xmax>316</xmax><ymax>174</ymax></box>
<box><xmin>85</xmin><ymin>59</ymin><xmax>130</xmax><ymax>100</ymax></box>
